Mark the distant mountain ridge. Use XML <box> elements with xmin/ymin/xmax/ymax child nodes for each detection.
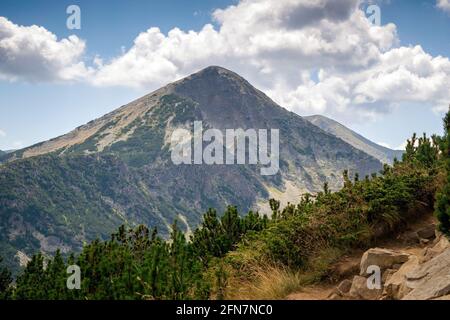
<box><xmin>305</xmin><ymin>115</ymin><xmax>404</xmax><ymax>164</ymax></box>
<box><xmin>0</xmin><ymin>66</ymin><xmax>382</xmax><ymax>271</ymax></box>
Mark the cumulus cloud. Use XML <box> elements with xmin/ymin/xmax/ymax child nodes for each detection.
<box><xmin>1</xmin><ymin>0</ymin><xmax>450</xmax><ymax>122</ymax></box>
<box><xmin>353</xmin><ymin>46</ymin><xmax>450</xmax><ymax>112</ymax></box>
<box><xmin>437</xmin><ymin>0</ymin><xmax>450</xmax><ymax>14</ymax></box>
<box><xmin>92</xmin><ymin>0</ymin><xmax>398</xmax><ymax>95</ymax></box>
<box><xmin>0</xmin><ymin>129</ymin><xmax>6</xmax><ymax>137</ymax></box>
<box><xmin>0</xmin><ymin>17</ymin><xmax>91</xmax><ymax>82</ymax></box>
<box><xmin>91</xmin><ymin>0</ymin><xmax>450</xmax><ymax>121</ymax></box>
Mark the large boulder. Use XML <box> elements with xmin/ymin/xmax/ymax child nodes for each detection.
<box><xmin>360</xmin><ymin>248</ymin><xmax>410</xmax><ymax>276</ymax></box>
<box><xmin>348</xmin><ymin>275</ymin><xmax>382</xmax><ymax>300</ymax></box>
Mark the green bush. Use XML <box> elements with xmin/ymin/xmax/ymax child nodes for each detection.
<box><xmin>435</xmin><ymin>110</ymin><xmax>450</xmax><ymax>234</ymax></box>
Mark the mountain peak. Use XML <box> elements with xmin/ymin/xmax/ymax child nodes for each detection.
<box><xmin>172</xmin><ymin>65</ymin><xmax>249</xmax><ymax>90</ymax></box>
<box><xmin>198</xmin><ymin>65</ymin><xmax>233</xmax><ymax>73</ymax></box>
<box><xmin>192</xmin><ymin>65</ymin><xmax>240</xmax><ymax>77</ymax></box>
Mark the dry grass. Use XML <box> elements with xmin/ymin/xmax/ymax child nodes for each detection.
<box><xmin>226</xmin><ymin>265</ymin><xmax>306</xmax><ymax>300</ymax></box>
<box><xmin>224</xmin><ymin>246</ymin><xmax>343</xmax><ymax>300</ymax></box>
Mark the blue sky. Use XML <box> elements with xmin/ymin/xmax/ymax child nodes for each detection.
<box><xmin>0</xmin><ymin>0</ymin><xmax>449</xmax><ymax>150</ymax></box>
<box><xmin>0</xmin><ymin>0</ymin><xmax>235</xmax><ymax>150</ymax></box>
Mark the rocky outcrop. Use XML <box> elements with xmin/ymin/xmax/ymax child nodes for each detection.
<box><xmin>328</xmin><ymin>230</ymin><xmax>450</xmax><ymax>300</ymax></box>
<box><xmin>402</xmin><ymin>248</ymin><xmax>450</xmax><ymax>300</ymax></box>
<box><xmin>14</xmin><ymin>250</ymin><xmax>31</xmax><ymax>267</ymax></box>
<box><xmin>403</xmin><ymin>274</ymin><xmax>450</xmax><ymax>300</ymax></box>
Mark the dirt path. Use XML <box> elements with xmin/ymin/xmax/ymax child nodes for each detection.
<box><xmin>287</xmin><ymin>285</ymin><xmax>335</xmax><ymax>300</ymax></box>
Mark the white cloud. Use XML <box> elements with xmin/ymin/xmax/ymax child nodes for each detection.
<box><xmin>352</xmin><ymin>46</ymin><xmax>450</xmax><ymax>112</ymax></box>
<box><xmin>90</xmin><ymin>1</ymin><xmax>398</xmax><ymax>108</ymax></box>
<box><xmin>0</xmin><ymin>129</ymin><xmax>6</xmax><ymax>137</ymax></box>
<box><xmin>0</xmin><ymin>17</ymin><xmax>92</xmax><ymax>82</ymax></box>
<box><xmin>94</xmin><ymin>0</ymin><xmax>397</xmax><ymax>89</ymax></box>
<box><xmin>1</xmin><ymin>0</ymin><xmax>450</xmax><ymax>123</ymax></box>
<box><xmin>437</xmin><ymin>0</ymin><xmax>450</xmax><ymax>14</ymax></box>
<box><xmin>90</xmin><ymin>0</ymin><xmax>449</xmax><ymax>122</ymax></box>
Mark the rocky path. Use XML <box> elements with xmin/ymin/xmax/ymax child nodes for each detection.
<box><xmin>287</xmin><ymin>215</ymin><xmax>450</xmax><ymax>300</ymax></box>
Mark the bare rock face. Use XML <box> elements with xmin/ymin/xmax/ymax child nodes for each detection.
<box><xmin>14</xmin><ymin>250</ymin><xmax>31</xmax><ymax>267</ymax></box>
<box><xmin>382</xmin><ymin>234</ymin><xmax>450</xmax><ymax>300</ymax></box>
<box><xmin>405</xmin><ymin>248</ymin><xmax>450</xmax><ymax>285</ymax></box>
<box><xmin>403</xmin><ymin>275</ymin><xmax>450</xmax><ymax>300</ymax></box>
<box><xmin>360</xmin><ymin>248</ymin><xmax>410</xmax><ymax>276</ymax></box>
<box><xmin>402</xmin><ymin>248</ymin><xmax>450</xmax><ymax>300</ymax></box>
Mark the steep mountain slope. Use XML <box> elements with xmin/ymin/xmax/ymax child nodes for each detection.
<box><xmin>0</xmin><ymin>66</ymin><xmax>382</xmax><ymax>271</ymax></box>
<box><xmin>305</xmin><ymin>115</ymin><xmax>404</xmax><ymax>164</ymax></box>
<box><xmin>0</xmin><ymin>151</ymin><xmax>7</xmax><ymax>163</ymax></box>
